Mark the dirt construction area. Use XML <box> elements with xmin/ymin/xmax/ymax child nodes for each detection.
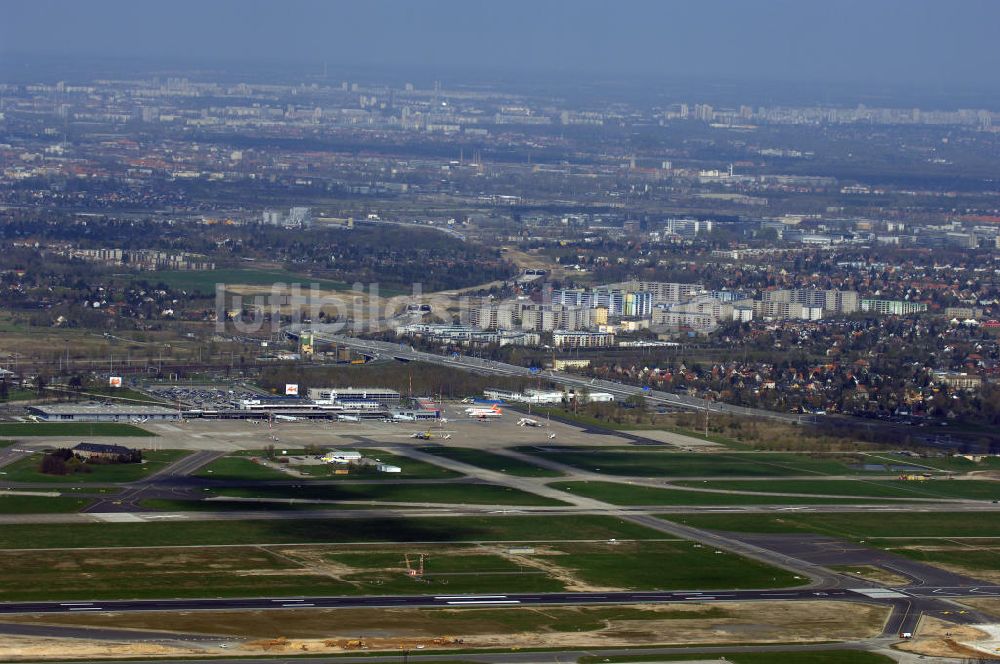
<box><xmin>0</xmin><ymin>600</ymin><xmax>889</xmax><ymax>660</ymax></box>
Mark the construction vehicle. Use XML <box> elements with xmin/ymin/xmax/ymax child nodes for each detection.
<box><xmin>410</xmin><ymin>431</ymin><xmax>452</xmax><ymax>441</ymax></box>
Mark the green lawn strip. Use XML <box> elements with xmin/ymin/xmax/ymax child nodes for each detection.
<box><xmin>0</xmin><ymin>515</ymin><xmax>663</xmax><ymax>549</ymax></box>
<box><xmin>0</xmin><ymin>422</ymin><xmax>156</xmax><ymax>437</ymax></box>
<box><xmin>0</xmin><ymin>546</ymin><xmax>339</xmax><ymax>601</ymax></box>
<box><xmin>328</xmin><ymin>540</ymin><xmax>802</xmax><ymax>592</ymax></box>
<box><xmin>516</xmin><ymin>447</ymin><xmax>876</xmax><ymax>478</ymax></box>
<box><xmin>193</xmin><ymin>456</ymin><xmax>294</xmax><ymax>481</ymax></box>
<box><xmin>210</xmin><ymin>482</ymin><xmax>567</xmax><ymax>506</ymax></box>
<box><xmin>547</xmin><ymin>540</ymin><xmax>802</xmax><ymax>589</ymax></box>
<box><xmin>0</xmin><ymin>495</ymin><xmax>92</xmax><ymax>514</ymax></box>
<box><xmin>661</xmin><ymin>513</ymin><xmax>1000</xmax><ymax>538</ymax></box>
<box><xmin>147</xmin><ymin>268</ymin><xmax>349</xmax><ymax>295</ymax></box>
<box><xmin>871</xmin><ymin>453</ymin><xmax>1000</xmax><ymax>474</ymax></box>
<box><xmin>884</xmin><ymin>544</ymin><xmax>1000</xmax><ymax>573</ymax></box>
<box><xmin>356</xmin><ymin>448</ymin><xmax>461</xmax><ymax>479</ymax></box>
<box><xmin>549</xmin><ymin>481</ymin><xmax>903</xmax><ymax>506</ymax></box>
<box><xmin>0</xmin><ymin>449</ymin><xmax>190</xmax><ymax>484</ymax></box>
<box><xmin>531</xmin><ymin>408</ymin><xmax>753</xmax><ymax>448</ymax></box>
<box><xmin>0</xmin><ymin>388</ymin><xmax>38</xmax><ymax>402</ymax></box>
<box><xmin>579</xmin><ymin>650</ymin><xmax>894</xmax><ymax>663</ymax></box>
<box><xmin>673</xmin><ymin>479</ymin><xmax>1000</xmax><ymax>501</ymax></box>
<box><xmin>330</xmin><ymin>549</ymin><xmax>566</xmax><ymax>595</ymax></box>
<box><xmin>417</xmin><ymin>445</ymin><xmax>562</xmax><ymax>477</ymax></box>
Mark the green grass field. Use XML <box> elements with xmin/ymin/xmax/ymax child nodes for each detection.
<box><xmin>869</xmin><ymin>453</ymin><xmax>1000</xmax><ymax>474</ymax></box>
<box><xmin>210</xmin><ymin>481</ymin><xmax>567</xmax><ymax>506</ymax></box>
<box><xmin>0</xmin><ymin>449</ymin><xmax>189</xmax><ymax>484</ymax></box>
<box><xmin>517</xmin><ymin>447</ymin><xmax>881</xmax><ymax>478</ymax></box>
<box><xmin>417</xmin><ymin>446</ymin><xmax>562</xmax><ymax>477</ymax></box>
<box><xmin>0</xmin><ymin>388</ymin><xmax>37</xmax><ymax>403</ymax></box>
<box><xmin>0</xmin><ymin>515</ymin><xmax>665</xmax><ymax>549</ymax></box>
<box><xmin>552</xmin><ymin>539</ymin><xmax>801</xmax><ymax>589</ymax></box>
<box><xmin>673</xmin><ymin>479</ymin><xmax>1000</xmax><ymax>501</ymax></box>
<box><xmin>549</xmin><ymin>481</ymin><xmax>904</xmax><ymax>506</ymax></box>
<box><xmin>0</xmin><ymin>422</ymin><xmax>156</xmax><ymax>437</ymax></box>
<box><xmin>193</xmin><ymin>455</ymin><xmax>291</xmax><ymax>481</ymax></box>
<box><xmin>662</xmin><ymin>513</ymin><xmax>1000</xmax><ymax>538</ymax></box>
<box><xmin>148</xmin><ymin>268</ymin><xmax>350</xmax><ymax>295</ymax></box>
<box><xmin>0</xmin><ymin>495</ymin><xmax>92</xmax><ymax>514</ymax></box>
<box><xmin>0</xmin><ymin>536</ymin><xmax>799</xmax><ymax>601</ymax></box>
<box><xmin>884</xmin><ymin>543</ymin><xmax>1000</xmax><ymax>576</ymax></box>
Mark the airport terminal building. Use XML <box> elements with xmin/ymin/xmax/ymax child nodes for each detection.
<box><xmin>27</xmin><ymin>403</ymin><xmax>181</xmax><ymax>422</ymax></box>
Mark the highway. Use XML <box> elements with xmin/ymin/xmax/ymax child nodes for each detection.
<box><xmin>291</xmin><ymin>331</ymin><xmax>805</xmax><ymax>424</ymax></box>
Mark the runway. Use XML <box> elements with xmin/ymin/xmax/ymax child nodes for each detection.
<box><xmin>0</xmin><ymin>585</ymin><xmax>1000</xmax><ymax>637</ymax></box>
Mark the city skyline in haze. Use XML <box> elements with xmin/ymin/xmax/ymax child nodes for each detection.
<box><xmin>2</xmin><ymin>0</ymin><xmax>998</xmax><ymax>96</ymax></box>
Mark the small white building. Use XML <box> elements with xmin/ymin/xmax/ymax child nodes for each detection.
<box><xmin>321</xmin><ymin>450</ymin><xmax>363</xmax><ymax>464</ymax></box>
<box><xmin>376</xmin><ymin>463</ymin><xmax>401</xmax><ymax>473</ymax></box>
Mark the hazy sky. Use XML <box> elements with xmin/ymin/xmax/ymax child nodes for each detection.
<box><xmin>3</xmin><ymin>0</ymin><xmax>997</xmax><ymax>91</ymax></box>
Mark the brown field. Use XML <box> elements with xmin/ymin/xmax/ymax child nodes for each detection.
<box><xmin>1</xmin><ymin>600</ymin><xmax>889</xmax><ymax>660</ymax></box>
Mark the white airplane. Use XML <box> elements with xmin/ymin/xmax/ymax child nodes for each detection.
<box><xmin>392</xmin><ymin>413</ymin><xmax>417</xmax><ymax>422</ymax></box>
<box><xmin>517</xmin><ymin>417</ymin><xmax>541</xmax><ymax>427</ymax></box>
<box><xmin>466</xmin><ymin>404</ymin><xmax>503</xmax><ymax>419</ymax></box>
<box><xmin>274</xmin><ymin>414</ymin><xmax>301</xmax><ymax>422</ymax></box>
<box><xmin>547</xmin><ymin>432</ymin><xmax>557</xmax><ymax>439</ymax></box>
<box><xmin>338</xmin><ymin>414</ymin><xmax>360</xmax><ymax>422</ymax></box>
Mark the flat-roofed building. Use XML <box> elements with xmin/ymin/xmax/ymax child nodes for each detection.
<box><xmin>27</xmin><ymin>404</ymin><xmax>180</xmax><ymax>422</ymax></box>
<box><xmin>552</xmin><ymin>330</ymin><xmax>615</xmax><ymax>348</ymax></box>
<box><xmin>861</xmin><ymin>299</ymin><xmax>928</xmax><ymax>316</ymax></box>
<box><xmin>307</xmin><ymin>388</ymin><xmax>401</xmax><ymax>407</ymax></box>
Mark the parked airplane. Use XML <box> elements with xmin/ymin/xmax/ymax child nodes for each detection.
<box><xmin>337</xmin><ymin>414</ymin><xmax>360</xmax><ymax>422</ymax></box>
<box><xmin>392</xmin><ymin>413</ymin><xmax>417</xmax><ymax>422</ymax></box>
<box><xmin>517</xmin><ymin>417</ymin><xmax>541</xmax><ymax>427</ymax></box>
<box><xmin>274</xmin><ymin>414</ymin><xmax>302</xmax><ymax>422</ymax></box>
<box><xmin>466</xmin><ymin>404</ymin><xmax>503</xmax><ymax>419</ymax></box>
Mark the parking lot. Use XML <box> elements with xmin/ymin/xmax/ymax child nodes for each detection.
<box><xmin>143</xmin><ymin>384</ymin><xmax>264</xmax><ymax>410</ymax></box>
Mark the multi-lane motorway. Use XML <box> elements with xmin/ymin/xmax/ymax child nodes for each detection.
<box><xmin>292</xmin><ymin>331</ymin><xmax>803</xmax><ymax>422</ymax></box>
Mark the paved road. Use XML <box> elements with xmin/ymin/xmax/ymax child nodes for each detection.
<box><xmin>0</xmin><ymin>587</ymin><xmax>993</xmax><ymax>616</ymax></box>
<box><xmin>2</xmin><ymin>501</ymin><xmax>1000</xmax><ymax>526</ymax></box>
<box><xmin>82</xmin><ymin>450</ymin><xmax>226</xmax><ymax>513</ymax></box>
<box><xmin>295</xmin><ymin>333</ymin><xmax>804</xmax><ymax>424</ymax></box>
<box><xmin>304</xmin><ymin>333</ymin><xmax>994</xmax><ymax>452</ymax></box>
